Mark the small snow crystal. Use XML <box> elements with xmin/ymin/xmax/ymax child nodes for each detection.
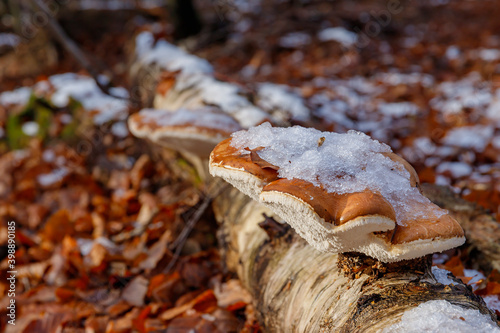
<box><xmin>230</xmin><ymin>123</ymin><xmax>445</xmax><ymax>223</ymax></box>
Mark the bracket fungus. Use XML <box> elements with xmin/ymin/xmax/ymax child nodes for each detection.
<box><xmin>209</xmin><ymin>123</ymin><xmax>465</xmax><ymax>262</ymax></box>
<box><xmin>128</xmin><ymin>107</ymin><xmax>242</xmax><ymax>178</ymax></box>
<box><xmin>129</xmin><ymin>107</ymin><xmax>242</xmax><ymax>158</ymax></box>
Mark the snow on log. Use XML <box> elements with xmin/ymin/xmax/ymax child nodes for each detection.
<box><xmin>129</xmin><ymin>31</ymin><xmax>311</xmax><ymax>127</ymax></box>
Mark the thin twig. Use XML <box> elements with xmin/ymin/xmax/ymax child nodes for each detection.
<box><xmin>29</xmin><ymin>0</ymin><xmax>127</xmax><ymax>100</ymax></box>
<box><xmin>164</xmin><ymin>180</ymin><xmax>228</xmax><ymax>273</ymax></box>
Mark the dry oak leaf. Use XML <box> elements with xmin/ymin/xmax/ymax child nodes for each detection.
<box><xmin>245</xmin><ymin>147</ymin><xmax>279</xmax><ymax>170</ymax></box>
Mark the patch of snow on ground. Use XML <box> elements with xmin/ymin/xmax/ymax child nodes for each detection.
<box><xmin>37</xmin><ymin>168</ymin><xmax>69</xmax><ymax>187</ymax></box>
<box><xmin>441</xmin><ymin>125</ymin><xmax>493</xmax><ymax>152</ymax></box>
<box><xmin>436</xmin><ymin>162</ymin><xmax>473</xmax><ymax>178</ymax></box>
<box><xmin>315</xmin><ymin>100</ymin><xmax>354</xmax><ymax>128</ymax></box>
<box><xmin>1</xmin><ymin>74</ymin><xmax>131</xmax><ymax>125</ymax></box>
<box><xmin>446</xmin><ymin>46</ymin><xmax>461</xmax><ymax>60</ymax></box>
<box><xmin>483</xmin><ymin>295</ymin><xmax>500</xmax><ymax>315</ymax></box>
<box><xmin>463</xmin><ymin>269</ymin><xmax>486</xmax><ymax>290</ymax></box>
<box><xmin>21</xmin><ymin>122</ymin><xmax>39</xmax><ymax>136</ymax></box>
<box><xmin>492</xmin><ymin>136</ymin><xmax>500</xmax><ymax>149</ymax></box>
<box><xmin>378</xmin><ymin>102</ymin><xmax>419</xmax><ymax>118</ymax></box>
<box><xmin>42</xmin><ymin>150</ymin><xmax>55</xmax><ymax>163</ymax></box>
<box><xmin>376</xmin><ymin>72</ymin><xmax>435</xmax><ymax>87</ymax></box>
<box><xmin>0</xmin><ymin>87</ymin><xmax>32</xmax><ymax>106</ymax></box>
<box><xmin>382</xmin><ymin>300</ymin><xmax>500</xmax><ymax>333</ymax></box>
<box><xmin>487</xmin><ymin>89</ymin><xmax>500</xmax><ymax>121</ymax></box>
<box><xmin>430</xmin><ymin>73</ymin><xmax>493</xmax><ymax>117</ymax></box>
<box><xmin>317</xmin><ymin>27</ymin><xmax>358</xmax><ymax>47</ymax></box>
<box><xmin>413</xmin><ymin>137</ymin><xmax>436</xmax><ymax>155</ymax></box>
<box><xmin>0</xmin><ymin>33</ymin><xmax>21</xmax><ymax>48</ymax></box>
<box><xmin>257</xmin><ymin>83</ymin><xmax>310</xmax><ymax>121</ymax></box>
<box><xmin>477</xmin><ymin>48</ymin><xmax>500</xmax><ymax>61</ymax></box>
<box><xmin>309</xmin><ymin>75</ymin><xmax>428</xmax><ymax>141</ymax></box>
<box><xmin>111</xmin><ymin>121</ymin><xmax>129</xmax><ymax>138</ymax></box>
<box><xmin>47</xmin><ymin>73</ymin><xmax>129</xmax><ymax>125</ymax></box>
<box><xmin>279</xmin><ymin>32</ymin><xmax>311</xmax><ymax>48</ymax></box>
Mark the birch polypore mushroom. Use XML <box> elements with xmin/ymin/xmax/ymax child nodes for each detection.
<box><xmin>209</xmin><ymin>122</ymin><xmax>465</xmax><ymax>262</ymax></box>
<box><xmin>128</xmin><ymin>107</ymin><xmax>242</xmax><ymax>177</ymax></box>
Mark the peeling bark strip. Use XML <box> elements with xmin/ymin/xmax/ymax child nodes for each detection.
<box><xmin>213</xmin><ymin>187</ymin><xmax>498</xmax><ymax>332</ymax></box>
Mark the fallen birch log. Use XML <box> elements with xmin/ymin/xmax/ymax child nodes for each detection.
<box><xmin>209</xmin><ymin>125</ymin><xmax>499</xmax><ymax>332</ymax></box>
<box><xmin>130</xmin><ymin>112</ymin><xmax>500</xmax><ymax>331</ymax></box>
<box><xmin>128</xmin><ymin>36</ymin><xmax>500</xmax><ymax>331</ymax></box>
<box><xmin>213</xmin><ymin>187</ymin><xmax>498</xmax><ymax>332</ymax></box>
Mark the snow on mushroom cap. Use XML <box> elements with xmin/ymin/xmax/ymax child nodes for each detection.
<box><xmin>211</xmin><ymin>123</ymin><xmax>465</xmax><ymax>261</ymax></box>
<box><xmin>229</xmin><ymin>122</ymin><xmax>445</xmax><ymax>224</ymax></box>
<box><xmin>129</xmin><ymin>107</ymin><xmax>242</xmax><ymax>158</ymax></box>
<box><xmin>133</xmin><ymin>107</ymin><xmax>241</xmax><ymax>135</ymax></box>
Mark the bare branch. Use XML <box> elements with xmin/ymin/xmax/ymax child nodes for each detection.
<box><xmin>29</xmin><ymin>0</ymin><xmax>127</xmax><ymax>100</ymax></box>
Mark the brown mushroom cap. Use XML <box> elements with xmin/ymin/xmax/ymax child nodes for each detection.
<box><xmin>391</xmin><ymin>200</ymin><xmax>464</xmax><ymax>245</ymax></box>
<box><xmin>210</xmin><ymin>138</ymin><xmax>279</xmax><ymax>183</ymax></box>
<box><xmin>259</xmin><ymin>176</ymin><xmax>464</xmax><ymax>261</ymax></box>
<box><xmin>262</xmin><ymin>178</ymin><xmax>396</xmax><ymax>225</ymax></box>
<box><xmin>209</xmin><ymin>138</ymin><xmax>279</xmax><ymax>200</ymax></box>
<box><xmin>129</xmin><ymin>107</ymin><xmax>242</xmax><ymax>158</ymax></box>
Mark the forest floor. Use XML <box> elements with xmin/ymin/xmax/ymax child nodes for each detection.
<box><xmin>0</xmin><ymin>0</ymin><xmax>500</xmax><ymax>332</ymax></box>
